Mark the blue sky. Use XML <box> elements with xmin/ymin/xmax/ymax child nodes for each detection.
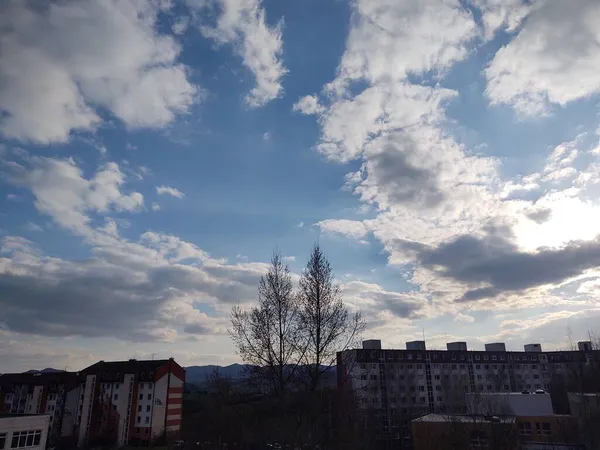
<box><xmin>2</xmin><ymin>0</ymin><xmax>600</xmax><ymax>371</ymax></box>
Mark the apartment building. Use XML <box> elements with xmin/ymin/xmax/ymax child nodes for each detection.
<box><xmin>336</xmin><ymin>339</ymin><xmax>599</xmax><ymax>450</ymax></box>
<box><xmin>0</xmin><ymin>371</ymin><xmax>80</xmax><ymax>448</ymax></box>
<box><xmin>0</xmin><ymin>413</ymin><xmax>50</xmax><ymax>450</ymax></box>
<box><xmin>0</xmin><ymin>358</ymin><xmax>185</xmax><ymax>448</ymax></box>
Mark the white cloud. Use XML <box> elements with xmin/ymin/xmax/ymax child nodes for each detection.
<box><xmin>454</xmin><ymin>312</ymin><xmax>475</xmax><ymax>323</ymax></box>
<box><xmin>151</xmin><ymin>202</ymin><xmax>161</xmax><ymax>211</ymax></box>
<box><xmin>156</xmin><ymin>185</ymin><xmax>185</xmax><ymax>198</ymax></box>
<box><xmin>292</xmin><ymin>95</ymin><xmax>325</xmax><ymax>115</ymax></box>
<box><xmin>192</xmin><ymin>0</ymin><xmax>287</xmax><ymax>107</ymax></box>
<box><xmin>326</xmin><ymin>0</ymin><xmax>477</xmax><ymax>94</ymax></box>
<box><xmin>0</xmin><ymin>0</ymin><xmax>198</xmax><ymax>144</ymax></box>
<box><xmin>318</xmin><ymin>219</ymin><xmax>369</xmax><ymax>240</ymax></box>
<box><xmin>172</xmin><ymin>15</ymin><xmax>191</xmax><ymax>35</ymax></box>
<box><xmin>486</xmin><ymin>0</ymin><xmax>600</xmax><ymax>116</ymax></box>
<box><xmin>262</xmin><ymin>131</ymin><xmax>271</xmax><ymax>141</ymax></box>
<box><xmin>23</xmin><ymin>222</ymin><xmax>43</xmax><ymax>233</ymax></box>
<box><xmin>282</xmin><ymin>256</ymin><xmax>295</xmax><ymax>262</ymax></box>
<box><xmin>3</xmin><ymin>157</ymin><xmax>144</xmax><ymax>234</ymax></box>
<box><xmin>473</xmin><ymin>0</ymin><xmax>534</xmax><ymax>39</ymax></box>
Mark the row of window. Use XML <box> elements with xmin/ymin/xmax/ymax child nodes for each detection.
<box><xmin>359</xmin><ymin>351</ymin><xmax>547</xmax><ymax>362</ymax></box>
<box><xmin>136</xmin><ymin>416</ymin><xmax>151</xmax><ymax>424</ymax></box>
<box><xmin>4</xmin><ymin>430</ymin><xmax>42</xmax><ymax>449</ymax></box>
<box><xmin>137</xmin><ymin>404</ymin><xmax>152</xmax><ymax>412</ymax></box>
<box><xmin>360</xmin><ymin>362</ymin><xmax>548</xmax><ymax>371</ymax></box>
<box><xmin>519</xmin><ymin>422</ymin><xmax>551</xmax><ymax>435</ymax></box>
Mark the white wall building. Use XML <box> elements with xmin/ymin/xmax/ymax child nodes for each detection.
<box><xmin>0</xmin><ymin>414</ymin><xmax>50</xmax><ymax>450</ymax></box>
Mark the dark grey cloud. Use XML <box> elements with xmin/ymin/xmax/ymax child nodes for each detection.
<box><xmin>362</xmin><ymin>136</ymin><xmax>445</xmax><ymax>208</ymax></box>
<box><xmin>0</xmin><ymin>252</ymin><xmax>260</xmax><ymax>340</ymax></box>
<box><xmin>525</xmin><ymin>207</ymin><xmax>552</xmax><ymax>224</ymax></box>
<box><xmin>405</xmin><ymin>227</ymin><xmax>600</xmax><ymax>302</ymax></box>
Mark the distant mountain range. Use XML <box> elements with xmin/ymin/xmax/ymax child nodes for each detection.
<box><xmin>18</xmin><ymin>364</ymin><xmax>335</xmax><ymax>387</ymax></box>
<box><xmin>184</xmin><ymin>364</ymin><xmax>251</xmax><ymax>384</ymax></box>
<box><xmin>23</xmin><ymin>368</ymin><xmax>66</xmax><ymax>374</ymax></box>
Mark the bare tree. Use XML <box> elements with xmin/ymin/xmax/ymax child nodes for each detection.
<box><xmin>230</xmin><ymin>251</ymin><xmax>301</xmax><ymax>397</ymax></box>
<box><xmin>297</xmin><ymin>244</ymin><xmax>366</xmax><ymax>391</ymax></box>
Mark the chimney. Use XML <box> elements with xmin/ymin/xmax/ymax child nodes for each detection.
<box><xmin>362</xmin><ymin>340</ymin><xmax>382</xmax><ymax>350</ymax></box>
<box><xmin>485</xmin><ymin>343</ymin><xmax>506</xmax><ymax>352</ymax></box>
<box><xmin>446</xmin><ymin>342</ymin><xmax>467</xmax><ymax>351</ymax></box>
<box><xmin>524</xmin><ymin>344</ymin><xmax>542</xmax><ymax>352</ymax></box>
<box><xmin>578</xmin><ymin>341</ymin><xmax>593</xmax><ymax>351</ymax></box>
<box><xmin>406</xmin><ymin>341</ymin><xmax>426</xmax><ymax>351</ymax></box>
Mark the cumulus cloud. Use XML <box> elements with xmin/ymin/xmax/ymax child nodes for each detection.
<box><xmin>156</xmin><ymin>185</ymin><xmax>185</xmax><ymax>198</ymax></box>
<box><xmin>406</xmin><ymin>226</ymin><xmax>600</xmax><ymax>302</ymax></box>
<box><xmin>0</xmin><ymin>229</ymin><xmax>265</xmax><ymax>341</ymax></box>
<box><xmin>292</xmin><ymin>95</ymin><xmax>325</xmax><ymax>115</ymax></box>
<box><xmin>486</xmin><ymin>0</ymin><xmax>600</xmax><ymax>116</ymax></box>
<box><xmin>191</xmin><ymin>0</ymin><xmax>287</xmax><ymax>107</ymax></box>
<box><xmin>3</xmin><ymin>156</ymin><xmax>144</xmax><ymax>233</ymax></box>
<box><xmin>0</xmin><ymin>0</ymin><xmax>198</xmax><ymax>144</ymax></box>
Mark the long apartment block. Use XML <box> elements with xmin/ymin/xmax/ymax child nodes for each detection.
<box><xmin>336</xmin><ymin>339</ymin><xmax>599</xmax><ymax>447</ymax></box>
<box><xmin>0</xmin><ymin>358</ymin><xmax>185</xmax><ymax>448</ymax></box>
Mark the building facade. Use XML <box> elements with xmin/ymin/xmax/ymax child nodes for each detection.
<box><xmin>0</xmin><ymin>414</ymin><xmax>50</xmax><ymax>450</ymax></box>
<box><xmin>337</xmin><ymin>340</ymin><xmax>599</xmax><ymax>449</ymax></box>
<box><xmin>0</xmin><ymin>358</ymin><xmax>185</xmax><ymax>448</ymax></box>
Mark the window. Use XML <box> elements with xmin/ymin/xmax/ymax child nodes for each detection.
<box><xmin>113</xmin><ymin>394</ymin><xmax>118</xmax><ymax>401</ymax></box>
<box><xmin>146</xmin><ymin>405</ymin><xmax>151</xmax><ymax>412</ymax></box>
<box><xmin>460</xmin><ymin>365</ymin><xmax>466</xmax><ymax>370</ymax></box>
<box><xmin>484</xmin><ymin>355</ymin><xmax>489</xmax><ymax>361</ymax></box>
<box><xmin>475</xmin><ymin>364</ymin><xmax>481</xmax><ymax>370</ymax></box>
<box><xmin>418</xmin><ymin>386</ymin><xmax>425</xmax><ymax>392</ymax></box>
<box><xmin>137</xmin><ymin>405</ymin><xmax>142</xmax><ymax>412</ymax></box>
<box><xmin>371</xmin><ymin>375</ymin><xmax>377</xmax><ymax>381</ymax></box>
<box><xmin>115</xmin><ymin>383</ymin><xmax>120</xmax><ymax>389</ymax></box>
<box><xmin>436</xmin><ymin>396</ymin><xmax>442</xmax><ymax>402</ymax></box>
<box><xmin>519</xmin><ymin>423</ymin><xmax>532</xmax><ymax>435</ymax></box>
<box><xmin>147</xmin><ymin>394</ymin><xmax>151</xmax><ymax>400</ymax></box>
<box><xmin>451</xmin><ymin>364</ymin><xmax>457</xmax><ymax>369</ymax></box>
<box><xmin>504</xmin><ymin>385</ymin><xmax>509</xmax><ymax>390</ymax></box>
<box><xmin>417</xmin><ymin>364</ymin><xmax>422</xmax><ymax>369</ymax></box>
<box><xmin>515</xmin><ymin>364</ymin><xmax>520</xmax><ymax>369</ymax></box>
<box><xmin>477</xmin><ymin>375</ymin><xmax>482</xmax><ymax>380</ymax></box>
<box><xmin>435</xmin><ymin>386</ymin><xmax>441</xmax><ymax>391</ymax></box>
<box><xmin>475</xmin><ymin>355</ymin><xmax>480</xmax><ymax>360</ymax></box>
<box><xmin>360</xmin><ymin>364</ymin><xmax>366</xmax><ymax>370</ymax></box>
<box><xmin>484</xmin><ymin>365</ymin><xmax>489</xmax><ymax>370</ymax></box>
<box><xmin>10</xmin><ymin>430</ymin><xmax>41</xmax><ymax>448</ymax></box>
<box><xmin>434</xmin><ymin>375</ymin><xmax>440</xmax><ymax>380</ymax></box>
<box><xmin>137</xmin><ymin>416</ymin><xmax>141</xmax><ymax>423</ymax></box>
<box><xmin>533</xmin><ymin>375</ymin><xmax>539</xmax><ymax>379</ymax></box>
<box><xmin>0</xmin><ymin>433</ymin><xmax>5</xmax><ymax>450</ymax></box>
<box><xmin>419</xmin><ymin>397</ymin><xmax>426</xmax><ymax>403</ymax></box>
<box><xmin>360</xmin><ymin>375</ymin><xmax>367</xmax><ymax>380</ymax></box>
<box><xmin>139</xmin><ymin>394</ymin><xmax>143</xmax><ymax>400</ymax></box>
<box><xmin>487</xmin><ymin>385</ymin><xmax>492</xmax><ymax>390</ymax></box>
<box><xmin>136</xmin><ymin>428</ymin><xmax>140</xmax><ymax>433</ymax></box>
<box><xmin>492</xmin><ymin>355</ymin><xmax>497</xmax><ymax>360</ymax></box>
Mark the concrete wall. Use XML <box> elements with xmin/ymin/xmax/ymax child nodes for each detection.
<box><xmin>466</xmin><ymin>393</ymin><xmax>553</xmax><ymax>416</ymax></box>
<box><xmin>0</xmin><ymin>415</ymin><xmax>50</xmax><ymax>450</ymax></box>
<box><xmin>150</xmin><ymin>374</ymin><xmax>168</xmax><ymax>439</ymax></box>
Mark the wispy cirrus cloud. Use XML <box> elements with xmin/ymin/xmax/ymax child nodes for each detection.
<box><xmin>156</xmin><ymin>185</ymin><xmax>185</xmax><ymax>198</ymax></box>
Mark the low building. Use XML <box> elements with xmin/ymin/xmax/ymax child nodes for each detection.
<box><xmin>0</xmin><ymin>358</ymin><xmax>186</xmax><ymax>449</ymax></box>
<box><xmin>0</xmin><ymin>414</ymin><xmax>50</xmax><ymax>450</ymax></box>
<box><xmin>412</xmin><ymin>414</ymin><xmax>517</xmax><ymax>450</ymax></box>
<box><xmin>465</xmin><ymin>391</ymin><xmax>553</xmax><ymax>416</ymax></box>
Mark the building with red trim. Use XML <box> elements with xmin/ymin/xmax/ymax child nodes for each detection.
<box><xmin>0</xmin><ymin>358</ymin><xmax>185</xmax><ymax>448</ymax></box>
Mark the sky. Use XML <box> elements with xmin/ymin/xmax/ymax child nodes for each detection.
<box><xmin>2</xmin><ymin>0</ymin><xmax>600</xmax><ymax>372</ymax></box>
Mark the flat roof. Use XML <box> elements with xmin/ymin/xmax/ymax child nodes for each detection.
<box><xmin>0</xmin><ymin>413</ymin><xmax>49</xmax><ymax>419</ymax></box>
<box><xmin>413</xmin><ymin>414</ymin><xmax>516</xmax><ymax>424</ymax></box>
